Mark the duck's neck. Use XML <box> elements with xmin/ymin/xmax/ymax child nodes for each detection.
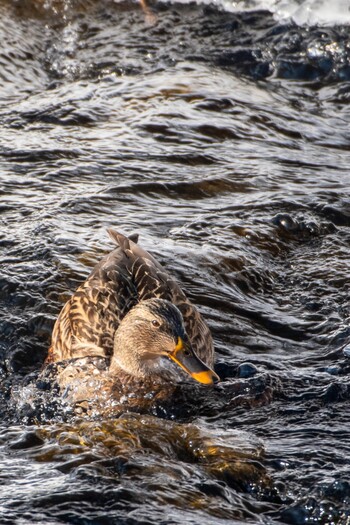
<box><xmin>109</xmin><ymin>321</ymin><xmax>157</xmax><ymax>378</ymax></box>
<box><xmin>110</xmin><ymin>334</ymin><xmax>146</xmax><ymax>378</ymax></box>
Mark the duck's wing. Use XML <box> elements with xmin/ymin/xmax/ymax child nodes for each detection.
<box><xmin>107</xmin><ymin>229</ymin><xmax>214</xmax><ymax>367</ymax></box>
<box><xmin>48</xmin><ymin>236</ymin><xmax>139</xmax><ymax>363</ymax></box>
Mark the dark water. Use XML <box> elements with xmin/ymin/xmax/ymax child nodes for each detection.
<box><xmin>1</xmin><ymin>0</ymin><xmax>350</xmax><ymax>523</ymax></box>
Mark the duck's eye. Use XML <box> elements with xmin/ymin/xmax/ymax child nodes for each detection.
<box><xmin>183</xmin><ymin>349</ymin><xmax>191</xmax><ymax>357</ymax></box>
<box><xmin>151</xmin><ymin>319</ymin><xmax>161</xmax><ymax>328</ymax></box>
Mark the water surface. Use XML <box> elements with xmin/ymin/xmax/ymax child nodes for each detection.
<box><xmin>1</xmin><ymin>0</ymin><xmax>350</xmax><ymax>523</ymax></box>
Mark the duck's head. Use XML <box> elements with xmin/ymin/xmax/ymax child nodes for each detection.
<box><xmin>110</xmin><ymin>298</ymin><xmax>219</xmax><ymax>385</ymax></box>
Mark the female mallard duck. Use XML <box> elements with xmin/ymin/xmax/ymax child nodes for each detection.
<box><xmin>46</xmin><ymin>229</ymin><xmax>219</xmax><ymax>401</ymax></box>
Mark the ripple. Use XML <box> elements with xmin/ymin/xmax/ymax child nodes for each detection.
<box><xmin>0</xmin><ymin>417</ymin><xmax>278</xmax><ymax>522</ymax></box>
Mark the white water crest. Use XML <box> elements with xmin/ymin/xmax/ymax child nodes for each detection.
<box><xmin>268</xmin><ymin>0</ymin><xmax>350</xmax><ymax>25</ymax></box>
<box><xmin>168</xmin><ymin>0</ymin><xmax>350</xmax><ymax>25</ymax></box>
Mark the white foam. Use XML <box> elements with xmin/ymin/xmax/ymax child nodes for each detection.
<box><xmin>168</xmin><ymin>0</ymin><xmax>350</xmax><ymax>26</ymax></box>
<box><xmin>269</xmin><ymin>0</ymin><xmax>350</xmax><ymax>26</ymax></box>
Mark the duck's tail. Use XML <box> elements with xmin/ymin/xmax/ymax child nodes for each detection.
<box><xmin>107</xmin><ymin>229</ymin><xmax>139</xmax><ymax>250</ymax></box>
<box><xmin>107</xmin><ymin>227</ymin><xmax>163</xmax><ymax>272</ymax></box>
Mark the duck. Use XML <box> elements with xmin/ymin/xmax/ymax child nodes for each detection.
<box><xmin>45</xmin><ymin>229</ymin><xmax>219</xmax><ymax>405</ymax></box>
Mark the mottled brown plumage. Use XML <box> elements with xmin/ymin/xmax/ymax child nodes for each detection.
<box><xmin>45</xmin><ymin>229</ymin><xmax>218</xmax><ymax>407</ymax></box>
<box><xmin>48</xmin><ymin>229</ymin><xmax>214</xmax><ymax>368</ymax></box>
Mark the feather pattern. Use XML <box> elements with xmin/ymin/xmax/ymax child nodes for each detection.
<box><xmin>47</xmin><ymin>230</ymin><xmax>214</xmax><ymax>367</ymax></box>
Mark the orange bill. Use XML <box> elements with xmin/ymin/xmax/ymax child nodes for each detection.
<box><xmin>168</xmin><ymin>337</ymin><xmax>220</xmax><ymax>385</ymax></box>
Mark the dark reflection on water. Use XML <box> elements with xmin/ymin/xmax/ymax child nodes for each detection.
<box><xmin>1</xmin><ymin>0</ymin><xmax>350</xmax><ymax>523</ymax></box>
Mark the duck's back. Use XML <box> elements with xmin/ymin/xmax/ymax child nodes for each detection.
<box><xmin>48</xmin><ymin>230</ymin><xmax>214</xmax><ymax>367</ymax></box>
